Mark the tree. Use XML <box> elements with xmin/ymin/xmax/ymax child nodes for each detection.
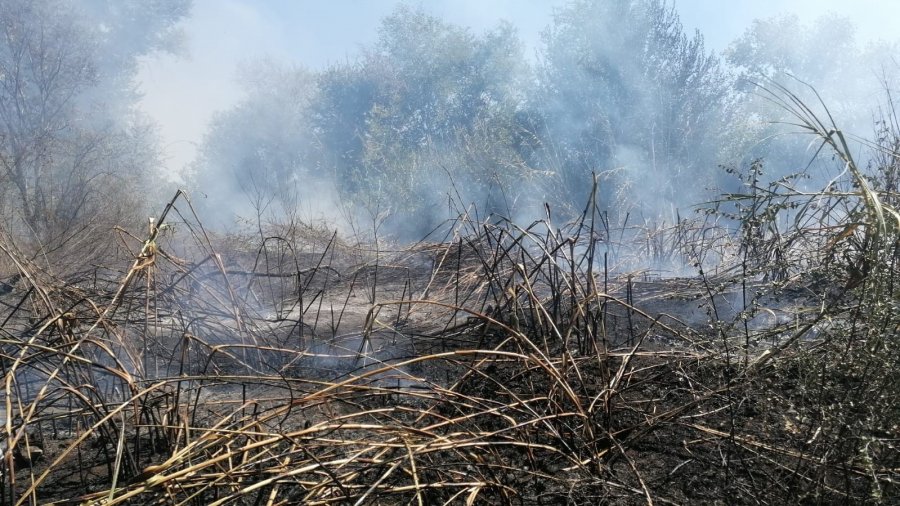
<box><xmin>312</xmin><ymin>6</ymin><xmax>533</xmax><ymax>237</ymax></box>
<box><xmin>0</xmin><ymin>0</ymin><xmax>188</xmax><ymax>265</ymax></box>
<box><xmin>531</xmin><ymin>0</ymin><xmax>732</xmax><ymax>217</ymax></box>
<box><xmin>724</xmin><ymin>14</ymin><xmax>900</xmax><ymax>181</ymax></box>
<box><xmin>193</xmin><ymin>61</ymin><xmax>322</xmax><ymax>229</ymax></box>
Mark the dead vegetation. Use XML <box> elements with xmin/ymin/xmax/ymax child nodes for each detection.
<box><xmin>0</xmin><ymin>89</ymin><xmax>899</xmax><ymax>505</ymax></box>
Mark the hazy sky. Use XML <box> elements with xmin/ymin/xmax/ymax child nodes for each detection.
<box><xmin>136</xmin><ymin>0</ymin><xmax>899</xmax><ymax>179</ymax></box>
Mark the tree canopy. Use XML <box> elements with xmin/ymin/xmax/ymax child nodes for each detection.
<box><xmin>0</xmin><ymin>0</ymin><xmax>189</xmax><ymax>265</ymax></box>
<box><xmin>187</xmin><ymin>1</ymin><xmax>896</xmax><ymax>238</ymax></box>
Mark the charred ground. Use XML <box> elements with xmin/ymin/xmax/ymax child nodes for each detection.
<box><xmin>2</xmin><ymin>133</ymin><xmax>899</xmax><ymax>505</ymax></box>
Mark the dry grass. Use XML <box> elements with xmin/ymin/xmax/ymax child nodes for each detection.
<box><xmin>0</xmin><ymin>89</ymin><xmax>898</xmax><ymax>505</ymax></box>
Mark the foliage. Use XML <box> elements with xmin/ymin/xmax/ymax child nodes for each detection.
<box><xmin>188</xmin><ymin>1</ymin><xmax>900</xmax><ymax>244</ymax></box>
<box><xmin>724</xmin><ymin>14</ymin><xmax>900</xmax><ymax>183</ymax></box>
<box><xmin>5</xmin><ymin>126</ymin><xmax>900</xmax><ymax>501</ymax></box>
<box><xmin>311</xmin><ymin>6</ymin><xmax>533</xmax><ymax>237</ymax></box>
<box><xmin>530</xmin><ymin>0</ymin><xmax>732</xmax><ymax>215</ymax></box>
<box><xmin>713</xmin><ymin>82</ymin><xmax>900</xmax><ymax>502</ymax></box>
<box><xmin>193</xmin><ymin>61</ymin><xmax>321</xmax><ymax>228</ymax></box>
<box><xmin>0</xmin><ymin>0</ymin><xmax>189</xmax><ymax>268</ymax></box>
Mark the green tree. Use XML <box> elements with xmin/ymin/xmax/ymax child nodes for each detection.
<box><xmin>724</xmin><ymin>14</ymin><xmax>899</xmax><ymax>181</ymax></box>
<box><xmin>531</xmin><ymin>0</ymin><xmax>731</xmax><ymax>216</ymax></box>
<box><xmin>312</xmin><ymin>6</ymin><xmax>533</xmax><ymax>236</ymax></box>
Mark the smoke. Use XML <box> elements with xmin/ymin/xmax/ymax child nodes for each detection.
<box><xmin>138</xmin><ymin>1</ymin><xmax>900</xmax><ymax>254</ymax></box>
<box><xmin>0</xmin><ymin>0</ymin><xmax>189</xmax><ymax>270</ymax></box>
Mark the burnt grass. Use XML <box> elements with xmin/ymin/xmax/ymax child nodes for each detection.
<box><xmin>0</xmin><ymin>190</ymin><xmax>898</xmax><ymax>504</ymax></box>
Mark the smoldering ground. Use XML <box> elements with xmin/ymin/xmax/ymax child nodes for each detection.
<box><xmin>1</xmin><ymin>1</ymin><xmax>900</xmax><ymax>504</ymax></box>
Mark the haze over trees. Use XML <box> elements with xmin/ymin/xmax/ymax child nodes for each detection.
<box><xmin>316</xmin><ymin>6</ymin><xmax>532</xmax><ymax>231</ymax></box>
<box><xmin>1</xmin><ymin>0</ymin><xmax>897</xmax><ymax>247</ymax></box>
<box><xmin>187</xmin><ymin>0</ymin><xmax>897</xmax><ymax>240</ymax></box>
<box><xmin>531</xmin><ymin>0</ymin><xmax>733</xmax><ymax>215</ymax></box>
<box><xmin>0</xmin><ymin>0</ymin><xmax>188</xmax><ymax>267</ymax></box>
<box><xmin>195</xmin><ymin>62</ymin><xmax>319</xmax><ymax>227</ymax></box>
<box><xmin>725</xmin><ymin>14</ymin><xmax>900</xmax><ymax>179</ymax></box>
<box><xmin>2</xmin><ymin>2</ymin><xmax>900</xmax><ymax>503</ymax></box>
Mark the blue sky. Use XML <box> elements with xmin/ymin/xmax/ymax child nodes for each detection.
<box><xmin>136</xmin><ymin>0</ymin><xmax>898</xmax><ymax>177</ymax></box>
